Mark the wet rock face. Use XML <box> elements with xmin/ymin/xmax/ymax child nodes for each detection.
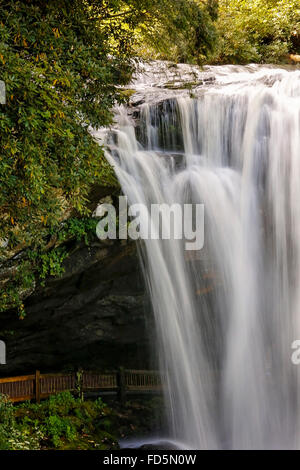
<box><xmin>0</xmin><ymin>240</ymin><xmax>154</xmax><ymax>376</ymax></box>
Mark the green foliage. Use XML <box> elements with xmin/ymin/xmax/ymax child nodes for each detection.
<box><xmin>0</xmin><ymin>260</ymin><xmax>35</xmax><ymax>317</ymax></box>
<box><xmin>0</xmin><ymin>392</ymin><xmax>164</xmax><ymax>450</ymax></box>
<box><xmin>12</xmin><ymin>391</ymin><xmax>115</xmax><ymax>450</ymax></box>
<box><xmin>212</xmin><ymin>0</ymin><xmax>300</xmax><ymax>64</ymax></box>
<box><xmin>56</xmin><ymin>217</ymin><xmax>100</xmax><ymax>245</ymax></box>
<box><xmin>0</xmin><ymin>215</ymin><xmax>101</xmax><ymax>315</ymax></box>
<box><xmin>133</xmin><ymin>0</ymin><xmax>218</xmax><ymax>64</ymax></box>
<box><xmin>44</xmin><ymin>414</ymin><xmax>76</xmax><ymax>447</ymax></box>
<box><xmin>47</xmin><ymin>391</ymin><xmax>77</xmax><ymax>415</ymax></box>
<box><xmin>0</xmin><ymin>1</ymin><xmax>129</xmax><ymax>254</ymax></box>
<box><xmin>0</xmin><ymin>393</ymin><xmax>14</xmax><ymax>428</ymax></box>
<box><xmin>38</xmin><ymin>248</ymin><xmax>68</xmax><ymax>281</ymax></box>
<box><xmin>86</xmin><ymin>0</ymin><xmax>217</xmax><ymax>64</ymax></box>
<box><xmin>0</xmin><ymin>394</ymin><xmax>42</xmax><ymax>449</ymax></box>
<box><xmin>0</xmin><ymin>0</ymin><xmax>218</xmax><ymax>260</ymax></box>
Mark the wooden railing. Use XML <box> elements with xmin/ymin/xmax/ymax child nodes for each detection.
<box><xmin>125</xmin><ymin>369</ymin><xmax>161</xmax><ymax>390</ymax></box>
<box><xmin>0</xmin><ymin>369</ymin><xmax>162</xmax><ymax>403</ymax></box>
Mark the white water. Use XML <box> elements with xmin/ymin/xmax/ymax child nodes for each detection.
<box><xmin>96</xmin><ymin>65</ymin><xmax>300</xmax><ymax>449</ymax></box>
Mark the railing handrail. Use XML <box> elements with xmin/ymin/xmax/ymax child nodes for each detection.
<box><xmin>0</xmin><ymin>369</ymin><xmax>162</xmax><ymax>403</ymax></box>
<box><xmin>0</xmin><ymin>374</ymin><xmax>35</xmax><ymax>384</ymax></box>
<box><xmin>125</xmin><ymin>369</ymin><xmax>160</xmax><ymax>374</ymax></box>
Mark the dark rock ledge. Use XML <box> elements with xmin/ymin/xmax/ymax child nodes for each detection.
<box><xmin>0</xmin><ymin>239</ymin><xmax>154</xmax><ymax>376</ymax></box>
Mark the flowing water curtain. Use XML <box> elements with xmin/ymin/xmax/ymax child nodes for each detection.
<box><xmin>97</xmin><ymin>66</ymin><xmax>300</xmax><ymax>449</ymax></box>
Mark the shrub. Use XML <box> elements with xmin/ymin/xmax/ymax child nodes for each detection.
<box><xmin>0</xmin><ymin>394</ymin><xmax>43</xmax><ymax>449</ymax></box>
<box><xmin>44</xmin><ymin>414</ymin><xmax>76</xmax><ymax>448</ymax></box>
<box><xmin>212</xmin><ymin>0</ymin><xmax>300</xmax><ymax>64</ymax></box>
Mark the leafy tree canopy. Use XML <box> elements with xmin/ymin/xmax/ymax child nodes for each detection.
<box><xmin>212</xmin><ymin>0</ymin><xmax>300</xmax><ymax>64</ymax></box>
<box><xmin>0</xmin><ymin>0</ymin><xmax>217</xmax><ymax>252</ymax></box>
<box><xmin>132</xmin><ymin>0</ymin><xmax>218</xmax><ymax>63</ymax></box>
<box><xmin>0</xmin><ymin>0</ymin><xmax>133</xmax><ymax>253</ymax></box>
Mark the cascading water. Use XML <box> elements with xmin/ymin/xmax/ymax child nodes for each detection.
<box><xmin>95</xmin><ymin>64</ymin><xmax>300</xmax><ymax>449</ymax></box>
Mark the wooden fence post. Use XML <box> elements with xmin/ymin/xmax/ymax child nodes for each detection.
<box><xmin>75</xmin><ymin>368</ymin><xmax>84</xmax><ymax>401</ymax></box>
<box><xmin>35</xmin><ymin>370</ymin><xmax>40</xmax><ymax>403</ymax></box>
<box><xmin>117</xmin><ymin>367</ymin><xmax>126</xmax><ymax>406</ymax></box>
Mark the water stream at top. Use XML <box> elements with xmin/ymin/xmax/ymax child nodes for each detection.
<box><xmin>94</xmin><ymin>63</ymin><xmax>300</xmax><ymax>449</ymax></box>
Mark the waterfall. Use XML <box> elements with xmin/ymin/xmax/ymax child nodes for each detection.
<box><xmin>95</xmin><ymin>65</ymin><xmax>300</xmax><ymax>449</ymax></box>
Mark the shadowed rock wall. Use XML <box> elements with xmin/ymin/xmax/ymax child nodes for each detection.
<box><xmin>0</xmin><ymin>240</ymin><xmax>154</xmax><ymax>376</ymax></box>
